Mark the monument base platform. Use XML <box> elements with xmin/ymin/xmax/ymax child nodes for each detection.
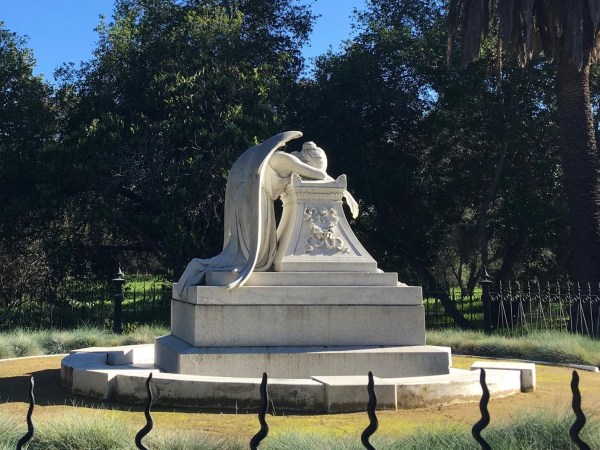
<box><xmin>154</xmin><ymin>334</ymin><xmax>451</xmax><ymax>378</ymax></box>
<box><xmin>61</xmin><ymin>344</ymin><xmax>533</xmax><ymax>413</ymax></box>
<box><xmin>172</xmin><ymin>273</ymin><xmax>425</xmax><ymax>347</ymax></box>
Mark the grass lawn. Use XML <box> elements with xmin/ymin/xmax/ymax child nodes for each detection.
<box><xmin>1</xmin><ymin>327</ymin><xmax>600</xmax><ymax>447</ymax></box>
<box><xmin>0</xmin><ymin>354</ymin><xmax>599</xmax><ymax>448</ymax></box>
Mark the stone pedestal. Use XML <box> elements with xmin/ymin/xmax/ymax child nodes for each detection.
<box><xmin>62</xmin><ymin>136</ymin><xmax>533</xmax><ymax>413</ymax></box>
<box><xmin>274</xmin><ymin>173</ymin><xmax>377</xmax><ymax>272</ymax></box>
<box><xmin>157</xmin><ymin>267</ymin><xmax>447</xmax><ymax>378</ymax></box>
<box><xmin>157</xmin><ymin>176</ymin><xmax>450</xmax><ymax>380</ymax></box>
<box><xmin>155</xmin><ymin>336</ymin><xmax>450</xmax><ymax>378</ymax></box>
<box><xmin>169</xmin><ymin>274</ymin><xmax>423</xmax><ymax>347</ymax></box>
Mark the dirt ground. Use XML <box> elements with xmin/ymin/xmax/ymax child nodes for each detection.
<box><xmin>0</xmin><ymin>355</ymin><xmax>598</xmax><ymax>439</ymax></box>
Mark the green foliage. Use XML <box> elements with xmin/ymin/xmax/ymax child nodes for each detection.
<box><xmin>50</xmin><ymin>0</ymin><xmax>315</xmax><ymax>278</ymax></box>
<box><xmin>8</xmin><ymin>331</ymin><xmax>44</xmax><ymax>358</ymax></box>
<box><xmin>0</xmin><ymin>411</ymin><xmax>242</xmax><ymax>449</ymax></box>
<box><xmin>427</xmin><ymin>329</ymin><xmax>600</xmax><ymax>367</ymax></box>
<box><xmin>0</xmin><ymin>0</ymin><xmax>596</xmax><ymax>314</ymax></box>
<box><xmin>0</xmin><ymin>325</ymin><xmax>168</xmax><ymax>358</ymax></box>
<box><xmin>385</xmin><ymin>410</ymin><xmax>600</xmax><ymax>449</ymax></box>
<box><xmin>297</xmin><ymin>0</ymin><xmax>445</xmax><ymax>282</ymax></box>
<box><xmin>0</xmin><ymin>24</ymin><xmax>61</xmax><ymax>309</ymax></box>
<box><xmin>265</xmin><ymin>411</ymin><xmax>600</xmax><ymax>448</ymax></box>
<box><xmin>298</xmin><ymin>0</ymin><xmax>566</xmax><ymax>291</ymax></box>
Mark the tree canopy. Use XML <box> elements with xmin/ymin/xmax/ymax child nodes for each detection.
<box><xmin>0</xmin><ymin>0</ymin><xmax>598</xmax><ymax>304</ymax></box>
<box><xmin>447</xmin><ymin>0</ymin><xmax>600</xmax><ymax>283</ymax></box>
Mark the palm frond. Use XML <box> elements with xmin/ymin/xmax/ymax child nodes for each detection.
<box><xmin>461</xmin><ymin>0</ymin><xmax>489</xmax><ymax>65</ymax></box>
<box><xmin>447</xmin><ymin>0</ymin><xmax>463</xmax><ymax>65</ymax></box>
<box><xmin>587</xmin><ymin>0</ymin><xmax>600</xmax><ymax>29</ymax></box>
<box><xmin>447</xmin><ymin>0</ymin><xmax>600</xmax><ymax>69</ymax></box>
<box><xmin>565</xmin><ymin>0</ymin><xmax>585</xmax><ymax>69</ymax></box>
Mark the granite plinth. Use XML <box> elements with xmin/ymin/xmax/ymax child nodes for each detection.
<box><xmin>204</xmin><ymin>271</ymin><xmax>400</xmax><ymax>287</ymax></box>
<box><xmin>171</xmin><ymin>273</ymin><xmax>424</xmax><ymax>347</ymax></box>
<box><xmin>154</xmin><ymin>334</ymin><xmax>450</xmax><ymax>378</ymax></box>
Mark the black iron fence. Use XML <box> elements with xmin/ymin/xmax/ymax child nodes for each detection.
<box><xmin>4</xmin><ymin>270</ymin><xmax>600</xmax><ymax>338</ymax></box>
<box><xmin>0</xmin><ymin>277</ymin><xmax>172</xmax><ymax>330</ymax></box>
<box><xmin>424</xmin><ymin>287</ymin><xmax>482</xmax><ymax>329</ymax></box>
<box><xmin>425</xmin><ymin>278</ymin><xmax>600</xmax><ymax>338</ymax></box>
<box><xmin>12</xmin><ymin>369</ymin><xmax>592</xmax><ymax>449</ymax></box>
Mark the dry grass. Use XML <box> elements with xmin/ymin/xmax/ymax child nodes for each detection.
<box><xmin>1</xmin><ymin>354</ymin><xmax>599</xmax><ymax>446</ymax></box>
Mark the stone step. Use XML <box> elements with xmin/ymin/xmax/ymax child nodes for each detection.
<box><xmin>204</xmin><ymin>271</ymin><xmax>401</xmax><ymax>287</ymax></box>
<box><xmin>155</xmin><ymin>335</ymin><xmax>450</xmax><ymax>378</ymax></box>
<box><xmin>61</xmin><ymin>345</ymin><xmax>527</xmax><ymax>413</ymax></box>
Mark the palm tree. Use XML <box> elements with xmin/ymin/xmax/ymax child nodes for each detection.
<box><xmin>447</xmin><ymin>0</ymin><xmax>600</xmax><ymax>284</ymax></box>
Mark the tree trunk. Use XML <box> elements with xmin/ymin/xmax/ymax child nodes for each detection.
<box><xmin>556</xmin><ymin>58</ymin><xmax>600</xmax><ymax>283</ymax></box>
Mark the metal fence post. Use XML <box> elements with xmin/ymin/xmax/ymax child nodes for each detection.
<box><xmin>480</xmin><ymin>268</ymin><xmax>493</xmax><ymax>334</ymax></box>
<box><xmin>112</xmin><ymin>267</ymin><xmax>126</xmax><ymax>334</ymax></box>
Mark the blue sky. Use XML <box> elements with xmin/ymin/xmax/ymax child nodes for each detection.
<box><xmin>0</xmin><ymin>0</ymin><xmax>366</xmax><ymax>82</ymax></box>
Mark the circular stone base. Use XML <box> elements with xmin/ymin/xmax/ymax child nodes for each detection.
<box><xmin>60</xmin><ymin>344</ymin><xmax>529</xmax><ymax>413</ymax></box>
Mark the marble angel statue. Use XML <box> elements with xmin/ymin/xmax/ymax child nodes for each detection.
<box><xmin>175</xmin><ymin>131</ymin><xmax>358</xmax><ymax>297</ymax></box>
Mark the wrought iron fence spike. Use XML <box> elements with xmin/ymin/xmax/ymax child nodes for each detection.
<box><xmin>250</xmin><ymin>372</ymin><xmax>269</xmax><ymax>450</ymax></box>
<box><xmin>570</xmin><ymin>371</ymin><xmax>591</xmax><ymax>450</ymax></box>
<box><xmin>472</xmin><ymin>369</ymin><xmax>491</xmax><ymax>450</ymax></box>
<box><xmin>16</xmin><ymin>376</ymin><xmax>35</xmax><ymax>450</ymax></box>
<box><xmin>135</xmin><ymin>372</ymin><xmax>154</xmax><ymax>450</ymax></box>
<box><xmin>361</xmin><ymin>371</ymin><xmax>378</xmax><ymax>450</ymax></box>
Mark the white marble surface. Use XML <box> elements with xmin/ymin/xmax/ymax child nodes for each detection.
<box><xmin>204</xmin><ymin>271</ymin><xmax>400</xmax><ymax>287</ymax></box>
<box><xmin>274</xmin><ymin>174</ymin><xmax>377</xmax><ymax>272</ymax></box>
<box><xmin>170</xmin><ymin>300</ymin><xmax>425</xmax><ymax>347</ymax></box>
<box><xmin>155</xmin><ymin>335</ymin><xmax>450</xmax><ymax>378</ymax></box>
<box><xmin>61</xmin><ymin>345</ymin><xmax>527</xmax><ymax>412</ymax></box>
<box><xmin>471</xmin><ymin>361</ymin><xmax>536</xmax><ymax>392</ymax></box>
<box><xmin>176</xmin><ymin>132</ymin><xmax>360</xmax><ymax>296</ymax></box>
<box><xmin>176</xmin><ymin>284</ymin><xmax>422</xmax><ymax>305</ymax></box>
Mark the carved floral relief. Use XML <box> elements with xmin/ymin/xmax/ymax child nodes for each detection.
<box><xmin>303</xmin><ymin>207</ymin><xmax>349</xmax><ymax>254</ymax></box>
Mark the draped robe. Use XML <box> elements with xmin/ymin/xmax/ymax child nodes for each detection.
<box><xmin>175</xmin><ymin>131</ymin><xmax>303</xmax><ymax>298</ymax></box>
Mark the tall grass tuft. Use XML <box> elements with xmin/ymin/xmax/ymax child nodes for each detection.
<box><xmin>147</xmin><ymin>430</ymin><xmax>245</xmax><ymax>450</ymax></box>
<box><xmin>0</xmin><ymin>408</ymin><xmax>597</xmax><ymax>449</ymax></box>
<box><xmin>0</xmin><ymin>325</ymin><xmax>169</xmax><ymax>359</ymax></box>
<box><xmin>484</xmin><ymin>409</ymin><xmax>600</xmax><ymax>449</ymax></box>
<box><xmin>427</xmin><ymin>329</ymin><xmax>600</xmax><ymax>367</ymax></box>
<box><xmin>264</xmin><ymin>432</ymin><xmax>367</xmax><ymax>449</ymax></box>
<box><xmin>122</xmin><ymin>324</ymin><xmax>169</xmax><ymax>345</ymax></box>
<box><xmin>0</xmin><ymin>411</ymin><xmax>244</xmax><ymax>450</ymax></box>
<box><xmin>0</xmin><ymin>414</ymin><xmax>20</xmax><ymax>449</ymax></box>
<box><xmin>32</xmin><ymin>412</ymin><xmax>130</xmax><ymax>450</ymax></box>
<box><xmin>0</xmin><ymin>337</ymin><xmax>13</xmax><ymax>359</ymax></box>
<box><xmin>9</xmin><ymin>331</ymin><xmax>44</xmax><ymax>357</ymax></box>
<box><xmin>264</xmin><ymin>410</ymin><xmax>600</xmax><ymax>449</ymax></box>
<box><xmin>67</xmin><ymin>325</ymin><xmax>110</xmax><ymax>349</ymax></box>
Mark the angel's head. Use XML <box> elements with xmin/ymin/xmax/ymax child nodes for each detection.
<box><xmin>294</xmin><ymin>141</ymin><xmax>328</xmax><ymax>171</ymax></box>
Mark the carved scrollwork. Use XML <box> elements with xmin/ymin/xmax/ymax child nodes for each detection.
<box><xmin>303</xmin><ymin>207</ymin><xmax>349</xmax><ymax>254</ymax></box>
